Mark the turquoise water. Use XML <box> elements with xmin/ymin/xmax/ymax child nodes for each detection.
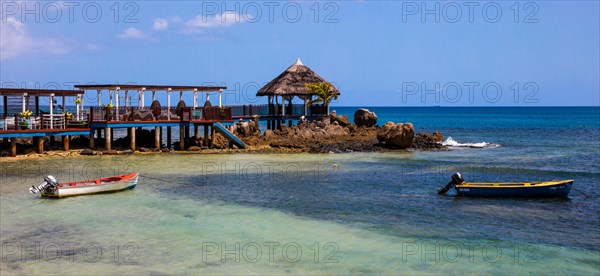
<box><xmin>1</xmin><ymin>107</ymin><xmax>599</xmax><ymax>274</ymax></box>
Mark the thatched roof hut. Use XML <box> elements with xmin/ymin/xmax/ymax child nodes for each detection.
<box><xmin>256</xmin><ymin>59</ymin><xmax>339</xmax><ymax>98</ymax></box>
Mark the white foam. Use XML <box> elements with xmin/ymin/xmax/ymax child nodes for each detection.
<box><xmin>441</xmin><ymin>137</ymin><xmax>500</xmax><ymax>148</ymax></box>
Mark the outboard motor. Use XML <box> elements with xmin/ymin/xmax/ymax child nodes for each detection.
<box><xmin>29</xmin><ymin>175</ymin><xmax>59</xmax><ymax>194</ymax></box>
<box><xmin>437</xmin><ymin>172</ymin><xmax>464</xmax><ymax>194</ymax></box>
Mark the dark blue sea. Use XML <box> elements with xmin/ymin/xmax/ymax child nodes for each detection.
<box><xmin>1</xmin><ymin>106</ymin><xmax>599</xmax><ymax>274</ymax></box>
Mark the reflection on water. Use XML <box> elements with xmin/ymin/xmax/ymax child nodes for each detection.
<box><xmin>1</xmin><ymin>153</ymin><xmax>599</xmax><ymax>274</ymax></box>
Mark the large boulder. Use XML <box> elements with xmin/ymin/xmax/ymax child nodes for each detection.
<box><xmin>377</xmin><ymin>122</ymin><xmax>414</xmax><ymax>148</ymax></box>
<box><xmin>354</xmin><ymin>108</ymin><xmax>378</xmax><ymax>127</ymax></box>
<box><xmin>329</xmin><ymin>113</ymin><xmax>351</xmax><ymax>127</ymax></box>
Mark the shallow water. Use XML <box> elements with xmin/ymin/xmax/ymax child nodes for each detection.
<box><xmin>1</xmin><ymin>107</ymin><xmax>599</xmax><ymax>274</ymax></box>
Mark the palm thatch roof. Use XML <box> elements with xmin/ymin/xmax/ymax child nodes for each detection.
<box><xmin>256</xmin><ymin>59</ymin><xmax>339</xmax><ymax>97</ymax></box>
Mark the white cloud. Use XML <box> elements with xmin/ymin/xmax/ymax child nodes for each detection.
<box><xmin>119</xmin><ymin>27</ymin><xmax>151</xmax><ymax>40</ymax></box>
<box><xmin>153</xmin><ymin>19</ymin><xmax>168</xmax><ymax>31</ymax></box>
<box><xmin>0</xmin><ymin>17</ymin><xmax>69</xmax><ymax>60</ymax></box>
<box><xmin>186</xmin><ymin>12</ymin><xmax>250</xmax><ymax>28</ymax></box>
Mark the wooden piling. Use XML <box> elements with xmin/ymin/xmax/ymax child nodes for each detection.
<box><xmin>185</xmin><ymin>126</ymin><xmax>190</xmax><ymax>148</ymax></box>
<box><xmin>154</xmin><ymin>126</ymin><xmax>160</xmax><ymax>149</ymax></box>
<box><xmin>10</xmin><ymin>138</ymin><xmax>16</xmax><ymax>157</ymax></box>
<box><xmin>63</xmin><ymin>135</ymin><xmax>69</xmax><ymax>151</ymax></box>
<box><xmin>204</xmin><ymin>124</ymin><xmax>209</xmax><ymax>146</ymax></box>
<box><xmin>89</xmin><ymin>131</ymin><xmax>95</xmax><ymax>148</ymax></box>
<box><xmin>129</xmin><ymin>127</ymin><xmax>136</xmax><ymax>150</ymax></box>
<box><xmin>179</xmin><ymin>126</ymin><xmax>185</xmax><ymax>149</ymax></box>
<box><xmin>105</xmin><ymin>127</ymin><xmax>112</xmax><ymax>150</ymax></box>
<box><xmin>37</xmin><ymin>137</ymin><xmax>44</xmax><ymax>154</ymax></box>
<box><xmin>167</xmin><ymin>126</ymin><xmax>172</xmax><ymax>148</ymax></box>
<box><xmin>210</xmin><ymin>125</ymin><xmax>214</xmax><ymax>148</ymax></box>
<box><xmin>194</xmin><ymin>125</ymin><xmax>199</xmax><ymax>139</ymax></box>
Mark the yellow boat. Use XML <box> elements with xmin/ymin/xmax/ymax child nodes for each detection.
<box><xmin>438</xmin><ymin>172</ymin><xmax>574</xmax><ymax>197</ymax></box>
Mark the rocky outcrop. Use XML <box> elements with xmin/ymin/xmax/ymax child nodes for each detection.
<box><xmin>377</xmin><ymin>122</ymin><xmax>414</xmax><ymax>148</ymax></box>
<box><xmin>354</xmin><ymin>108</ymin><xmax>378</xmax><ymax>127</ymax></box>
<box><xmin>229</xmin><ymin>117</ymin><xmax>260</xmax><ymax>137</ymax></box>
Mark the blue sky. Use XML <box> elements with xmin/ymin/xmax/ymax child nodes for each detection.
<box><xmin>1</xmin><ymin>1</ymin><xmax>598</xmax><ymax>106</ymax></box>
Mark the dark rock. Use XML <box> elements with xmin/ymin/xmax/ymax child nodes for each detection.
<box><xmin>161</xmin><ymin>148</ymin><xmax>170</xmax><ymax>153</ymax></box>
<box><xmin>103</xmin><ymin>150</ymin><xmax>118</xmax><ymax>155</ymax></box>
<box><xmin>411</xmin><ymin>132</ymin><xmax>447</xmax><ymax>150</ymax></box>
<box><xmin>432</xmin><ymin>131</ymin><xmax>444</xmax><ymax>142</ymax></box>
<box><xmin>354</xmin><ymin>108</ymin><xmax>378</xmax><ymax>127</ymax></box>
<box><xmin>138</xmin><ymin>147</ymin><xmax>153</xmax><ymax>152</ymax></box>
<box><xmin>80</xmin><ymin>149</ymin><xmax>95</xmax><ymax>155</ymax></box>
<box><xmin>122</xmin><ymin>149</ymin><xmax>134</xmax><ymax>154</ymax></box>
<box><xmin>329</xmin><ymin>113</ymin><xmax>351</xmax><ymax>127</ymax></box>
<box><xmin>187</xmin><ymin>146</ymin><xmax>201</xmax><ymax>151</ymax></box>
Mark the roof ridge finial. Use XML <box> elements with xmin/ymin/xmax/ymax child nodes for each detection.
<box><xmin>295</xmin><ymin>58</ymin><xmax>303</xmax><ymax>66</ymax></box>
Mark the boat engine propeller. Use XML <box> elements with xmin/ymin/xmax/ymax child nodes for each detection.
<box><xmin>29</xmin><ymin>175</ymin><xmax>59</xmax><ymax>194</ymax></box>
<box><xmin>437</xmin><ymin>172</ymin><xmax>464</xmax><ymax>194</ymax></box>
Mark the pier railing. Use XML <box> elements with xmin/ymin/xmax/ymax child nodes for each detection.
<box><xmin>1</xmin><ymin>113</ymin><xmax>89</xmax><ymax>132</ymax></box>
<box><xmin>90</xmin><ymin>106</ymin><xmax>234</xmax><ymax>123</ymax></box>
<box><xmin>88</xmin><ymin>103</ymin><xmax>327</xmax><ymax>124</ymax></box>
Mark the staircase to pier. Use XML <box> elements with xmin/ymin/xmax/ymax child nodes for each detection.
<box><xmin>213</xmin><ymin>122</ymin><xmax>246</xmax><ymax>149</ymax></box>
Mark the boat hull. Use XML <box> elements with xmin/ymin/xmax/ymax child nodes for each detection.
<box><xmin>455</xmin><ymin>180</ymin><xmax>573</xmax><ymax>198</ymax></box>
<box><xmin>41</xmin><ymin>173</ymin><xmax>138</xmax><ymax>198</ymax></box>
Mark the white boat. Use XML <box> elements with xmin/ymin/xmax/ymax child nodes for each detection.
<box><xmin>29</xmin><ymin>173</ymin><xmax>139</xmax><ymax>198</ymax></box>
